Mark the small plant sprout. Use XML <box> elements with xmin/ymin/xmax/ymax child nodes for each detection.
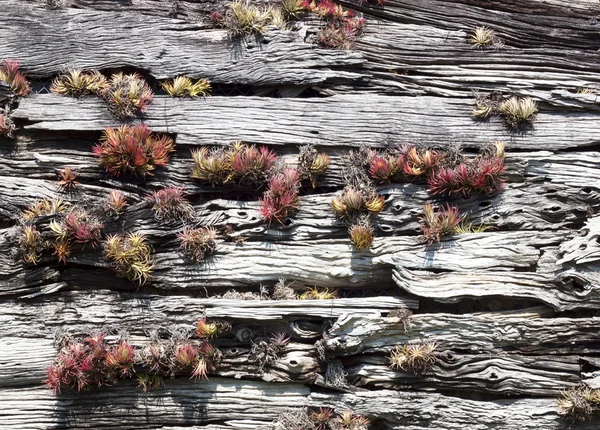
<box><xmin>557</xmin><ymin>386</ymin><xmax>600</xmax><ymax>421</ymax></box>
<box><xmin>269</xmin><ymin>331</ymin><xmax>291</xmax><ymax>349</ymax></box>
<box><xmin>105</xmin><ymin>190</ymin><xmax>128</xmax><ymax>217</ymax></box>
<box><xmin>281</xmin><ymin>0</ymin><xmax>307</xmax><ymax>19</ymax></box>
<box><xmin>420</xmin><ymin>203</ymin><xmax>462</xmax><ymax>245</ymax></box>
<box><xmin>62</xmin><ymin>209</ymin><xmax>103</xmax><ymax>248</ymax></box>
<box><xmin>349</xmin><ymin>222</ymin><xmax>374</xmax><ymax>250</ymax></box>
<box><xmin>0</xmin><ymin>59</ymin><xmax>31</xmax><ymax>96</ymax></box>
<box><xmin>178</xmin><ymin>226</ymin><xmax>217</xmax><ymax>263</ymax></box>
<box><xmin>468</xmin><ymin>26</ymin><xmax>498</xmax><ymax>49</ymax></box>
<box><xmin>389</xmin><ymin>342</ymin><xmax>438</xmax><ymax>375</ymax></box>
<box><xmin>312</xmin><ymin>407</ymin><xmax>336</xmax><ymax>430</ymax></box>
<box><xmin>174</xmin><ymin>343</ymin><xmax>198</xmax><ymax>367</ymax></box>
<box><xmin>22</xmin><ymin>197</ymin><xmax>69</xmax><ymax>221</ymax></box>
<box><xmin>331</xmin><ymin>187</ymin><xmax>363</xmax><ymax>219</ymax></box>
<box><xmin>93</xmin><ymin>124</ymin><xmax>175</xmax><ymax>177</ymax></box>
<box><xmin>196</xmin><ymin>318</ymin><xmax>231</xmax><ymax>338</ymax></box>
<box><xmin>20</xmin><ymin>225</ymin><xmax>43</xmax><ymax>264</ymax></box>
<box><xmin>472</xmin><ymin>99</ymin><xmax>493</xmax><ymax>118</ymax></box>
<box><xmin>100</xmin><ymin>72</ymin><xmax>153</xmax><ymax>118</ymax></box>
<box><xmin>105</xmin><ymin>341</ymin><xmax>137</xmax><ymax>378</ymax></box>
<box><xmin>298</xmin><ymin>145</ymin><xmax>331</xmax><ymax>188</ymax></box>
<box><xmin>336</xmin><ymin>410</ymin><xmax>371</xmax><ymax>430</ymax></box>
<box><xmin>56</xmin><ymin>167</ymin><xmax>79</xmax><ymax>190</ymax></box>
<box><xmin>299</xmin><ymin>286</ymin><xmax>338</xmax><ymax>300</ymax></box>
<box><xmin>403</xmin><ymin>147</ymin><xmax>444</xmax><ymax>177</ymax></box>
<box><xmin>260</xmin><ymin>168</ymin><xmax>301</xmax><ymax>225</ymax></box>
<box><xmin>0</xmin><ymin>113</ymin><xmax>15</xmax><ymax>138</ymax></box>
<box><xmin>161</xmin><ymin>76</ymin><xmax>211</xmax><ymax>98</ymax></box>
<box><xmin>498</xmin><ymin>96</ymin><xmax>538</xmax><ymax>129</ymax></box>
<box><xmin>148</xmin><ymin>187</ymin><xmax>195</xmax><ymax>223</ymax></box>
<box><xmin>219</xmin><ymin>0</ymin><xmax>273</xmax><ymax>37</ymax></box>
<box><xmin>50</xmin><ymin>69</ymin><xmax>107</xmax><ymax>97</ymax></box>
<box><xmin>364</xmin><ymin>195</ymin><xmax>385</xmax><ymax>213</ymax></box>
<box><xmin>137</xmin><ymin>373</ymin><xmax>165</xmax><ymax>392</ymax></box>
<box><xmin>104</xmin><ymin>232</ymin><xmax>154</xmax><ymax>284</ymax></box>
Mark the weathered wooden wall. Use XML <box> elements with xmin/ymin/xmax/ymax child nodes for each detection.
<box><xmin>1</xmin><ymin>0</ymin><xmax>600</xmax><ymax>428</ymax></box>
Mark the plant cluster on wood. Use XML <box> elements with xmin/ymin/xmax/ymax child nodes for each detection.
<box><xmin>472</xmin><ymin>92</ymin><xmax>538</xmax><ymax>129</ymax></box>
<box><xmin>211</xmin><ymin>0</ymin><xmax>366</xmax><ymax>50</ymax></box>
<box><xmin>271</xmin><ymin>406</ymin><xmax>371</xmax><ymax>430</ymax></box>
<box><xmin>45</xmin><ymin>320</ymin><xmax>226</xmax><ymax>394</ymax></box>
<box><xmin>346</xmin><ymin>142</ymin><xmax>506</xmax><ymax>246</ymax></box>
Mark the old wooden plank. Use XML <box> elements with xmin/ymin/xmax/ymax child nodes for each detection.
<box><xmin>345</xmin><ymin>353</ymin><xmax>579</xmax><ymax>396</ymax></box>
<box><xmin>0</xmin><ymin>382</ymin><xmax>584</xmax><ymax>430</ymax></box>
<box><xmin>0</xmin><ymin>0</ymin><xmax>363</xmax><ymax>84</ymax></box>
<box><xmin>326</xmin><ymin>313</ymin><xmax>600</xmax><ymax>356</ymax></box>
<box><xmin>0</xmin><ymin>379</ymin><xmax>311</xmax><ymax>430</ymax></box>
<box><xmin>311</xmin><ymin>389</ymin><xmax>595</xmax><ymax>430</ymax></box>
<box><xmin>14</xmin><ymin>94</ymin><xmax>600</xmax><ymax>150</ymax></box>
<box><xmin>0</xmin><ymin>290</ymin><xmax>417</xmax><ymax>340</ymax></box>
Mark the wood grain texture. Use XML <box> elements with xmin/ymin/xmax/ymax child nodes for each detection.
<box><xmin>3</xmin><ymin>0</ymin><xmax>600</xmax><ymax>427</ymax></box>
<box><xmin>0</xmin><ymin>1</ymin><xmax>363</xmax><ymax>84</ymax></box>
<box><xmin>14</xmin><ymin>94</ymin><xmax>600</xmax><ymax>150</ymax></box>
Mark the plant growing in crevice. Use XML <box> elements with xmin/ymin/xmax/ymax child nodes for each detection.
<box><xmin>281</xmin><ymin>0</ymin><xmax>308</xmax><ymax>19</ymax></box>
<box><xmin>307</xmin><ymin>1</ymin><xmax>366</xmax><ymax>50</ymax></box>
<box><xmin>22</xmin><ymin>197</ymin><xmax>69</xmax><ymax>221</ymax></box>
<box><xmin>368</xmin><ymin>146</ymin><xmax>444</xmax><ymax>183</ymax></box>
<box><xmin>105</xmin><ymin>190</ymin><xmax>128</xmax><ymax>218</ymax></box>
<box><xmin>161</xmin><ymin>76</ymin><xmax>211</xmax><ymax>98</ymax></box>
<box><xmin>297</xmin><ymin>144</ymin><xmax>331</xmax><ymax>188</ymax></box>
<box><xmin>272</xmin><ymin>277</ymin><xmax>298</xmax><ymax>300</ymax></box>
<box><xmin>331</xmin><ymin>178</ymin><xmax>385</xmax><ymax>250</ymax></box>
<box><xmin>472</xmin><ymin>92</ymin><xmax>537</xmax><ymax>129</ymax></box>
<box><xmin>196</xmin><ymin>317</ymin><xmax>232</xmax><ymax>339</ymax></box>
<box><xmin>271</xmin><ymin>406</ymin><xmax>370</xmax><ymax>430</ymax></box>
<box><xmin>191</xmin><ymin>142</ymin><xmax>277</xmax><ymax>187</ymax></box>
<box><xmin>104</xmin><ymin>232</ymin><xmax>154</xmax><ymax>284</ymax></box>
<box><xmin>61</xmin><ymin>208</ymin><xmax>103</xmax><ymax>249</ymax></box>
<box><xmin>427</xmin><ymin>155</ymin><xmax>506</xmax><ymax>197</ymax></box>
<box><xmin>178</xmin><ymin>226</ymin><xmax>218</xmax><ymax>263</ymax></box>
<box><xmin>50</xmin><ymin>69</ymin><xmax>108</xmax><ymax>97</ymax></box>
<box><xmin>248</xmin><ymin>331</ymin><xmax>291</xmax><ymax>373</ymax></box>
<box><xmin>0</xmin><ymin>59</ymin><xmax>31</xmax><ymax>96</ymax></box>
<box><xmin>389</xmin><ymin>342</ymin><xmax>438</xmax><ymax>375</ymax></box>
<box><xmin>498</xmin><ymin>96</ymin><xmax>538</xmax><ymax>129</ymax></box>
<box><xmin>213</xmin><ymin>0</ymin><xmax>274</xmax><ymax>37</ymax></box>
<box><xmin>260</xmin><ymin>167</ymin><xmax>301</xmax><ymax>225</ymax></box>
<box><xmin>19</xmin><ymin>225</ymin><xmax>43</xmax><ymax>264</ymax></box>
<box><xmin>468</xmin><ymin>26</ymin><xmax>502</xmax><ymax>49</ymax></box>
<box><xmin>557</xmin><ymin>386</ymin><xmax>600</xmax><ymax>421</ymax></box>
<box><xmin>93</xmin><ymin>124</ymin><xmax>175</xmax><ymax>177</ymax></box>
<box><xmin>299</xmin><ymin>286</ymin><xmax>338</xmax><ymax>300</ymax></box>
<box><xmin>99</xmin><ymin>72</ymin><xmax>153</xmax><ymax>118</ymax></box>
<box><xmin>334</xmin><ymin>410</ymin><xmax>371</xmax><ymax>430</ymax></box>
<box><xmin>312</xmin><ymin>407</ymin><xmax>335</xmax><ymax>430</ymax></box>
<box><xmin>44</xmin><ymin>334</ymin><xmax>136</xmax><ymax>394</ymax></box>
<box><xmin>419</xmin><ymin>202</ymin><xmax>462</xmax><ymax>245</ymax></box>
<box><xmin>348</xmin><ymin>219</ymin><xmax>374</xmax><ymax>250</ymax></box>
<box><xmin>148</xmin><ymin>187</ymin><xmax>195</xmax><ymax>223</ymax></box>
<box><xmin>56</xmin><ymin>167</ymin><xmax>79</xmax><ymax>190</ymax></box>
<box><xmin>0</xmin><ymin>113</ymin><xmax>15</xmax><ymax>138</ymax></box>
<box><xmin>45</xmin><ymin>327</ymin><xmax>224</xmax><ymax>395</ymax></box>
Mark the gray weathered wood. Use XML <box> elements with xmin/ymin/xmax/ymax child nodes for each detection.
<box><xmin>14</xmin><ymin>94</ymin><xmax>600</xmax><ymax>150</ymax></box>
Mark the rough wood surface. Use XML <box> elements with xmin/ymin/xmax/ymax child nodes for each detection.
<box><xmin>3</xmin><ymin>0</ymin><xmax>600</xmax><ymax>428</ymax></box>
<box><xmin>14</xmin><ymin>94</ymin><xmax>600</xmax><ymax>150</ymax></box>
